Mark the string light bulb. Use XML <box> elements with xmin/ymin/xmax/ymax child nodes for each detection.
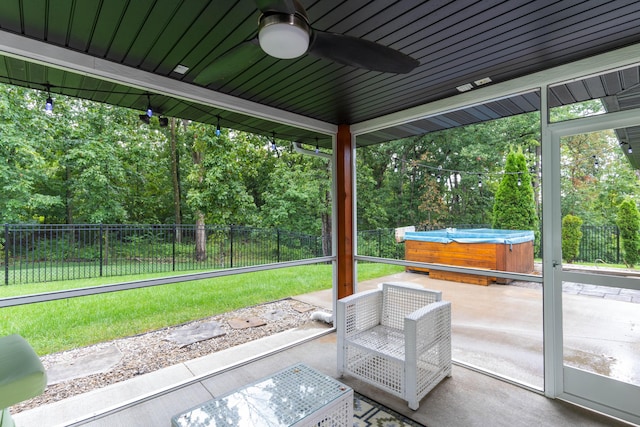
<box><xmin>478</xmin><ymin>175</ymin><xmax>483</xmax><ymax>188</ymax></box>
<box><xmin>216</xmin><ymin>116</ymin><xmax>221</xmax><ymax>137</ymax></box>
<box><xmin>315</xmin><ymin>138</ymin><xmax>319</xmax><ymax>154</ymax></box>
<box><xmin>44</xmin><ymin>84</ymin><xmax>53</xmax><ymax>112</ymax></box>
<box><xmin>145</xmin><ymin>94</ymin><xmax>152</xmax><ymax>117</ymax></box>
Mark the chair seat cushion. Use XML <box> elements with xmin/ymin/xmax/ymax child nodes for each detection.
<box><xmin>0</xmin><ymin>335</ymin><xmax>47</xmax><ymax>408</ymax></box>
<box><xmin>347</xmin><ymin>325</ymin><xmax>405</xmax><ymax>361</ymax></box>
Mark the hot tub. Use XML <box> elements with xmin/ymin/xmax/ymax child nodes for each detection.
<box><xmin>404</xmin><ymin>228</ymin><xmax>535</xmax><ymax>285</ymax></box>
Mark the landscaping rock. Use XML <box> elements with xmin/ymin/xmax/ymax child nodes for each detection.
<box><xmin>164</xmin><ymin>321</ymin><xmax>226</xmax><ymax>347</ymax></box>
<box><xmin>227</xmin><ymin>317</ymin><xmax>267</xmax><ymax>329</ymax></box>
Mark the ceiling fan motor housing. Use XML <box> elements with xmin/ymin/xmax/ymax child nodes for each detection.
<box><xmin>258</xmin><ymin>13</ymin><xmax>311</xmax><ymax>59</ymax></box>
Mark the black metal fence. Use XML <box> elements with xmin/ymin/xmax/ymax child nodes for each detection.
<box><xmin>357</xmin><ymin>224</ymin><xmax>622</xmax><ymax>264</ymax></box>
<box><xmin>0</xmin><ymin>223</ymin><xmax>625</xmax><ymax>285</ymax></box>
<box><xmin>1</xmin><ymin>224</ymin><xmax>329</xmax><ymax>285</ymax></box>
<box><xmin>576</xmin><ymin>225</ymin><xmax>620</xmax><ymax>264</ymax></box>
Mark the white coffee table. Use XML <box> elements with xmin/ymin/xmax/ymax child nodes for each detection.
<box><xmin>171</xmin><ymin>363</ymin><xmax>353</xmax><ymax>426</ymax></box>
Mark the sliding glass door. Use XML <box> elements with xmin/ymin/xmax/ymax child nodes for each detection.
<box><xmin>547</xmin><ymin>113</ymin><xmax>640</xmax><ymax>425</ymax></box>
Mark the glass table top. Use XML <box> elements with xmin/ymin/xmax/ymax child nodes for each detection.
<box><xmin>172</xmin><ymin>363</ymin><xmax>352</xmax><ymax>427</ymax></box>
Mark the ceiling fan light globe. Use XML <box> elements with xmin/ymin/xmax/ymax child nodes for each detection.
<box><xmin>259</xmin><ymin>15</ymin><xmax>309</xmax><ymax>59</ymax></box>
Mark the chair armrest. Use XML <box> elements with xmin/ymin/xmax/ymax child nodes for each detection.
<box><xmin>337</xmin><ymin>289</ymin><xmax>383</xmax><ymax>338</ymax></box>
<box><xmin>405</xmin><ymin>301</ymin><xmax>452</xmax><ymax>352</ymax></box>
<box><xmin>0</xmin><ymin>335</ymin><xmax>47</xmax><ymax>408</ymax></box>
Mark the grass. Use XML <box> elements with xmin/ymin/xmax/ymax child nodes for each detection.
<box><xmin>0</xmin><ymin>263</ymin><xmax>403</xmax><ymax>355</ymax></box>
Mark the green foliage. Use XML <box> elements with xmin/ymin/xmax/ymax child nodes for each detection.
<box><xmin>356</xmin><ymin>114</ymin><xmax>542</xmax><ymax>230</ymax></box>
<box><xmin>260</xmin><ymin>150</ymin><xmax>330</xmax><ymax>235</ymax></box>
<box><xmin>616</xmin><ymin>198</ymin><xmax>640</xmax><ymax>268</ymax></box>
<box><xmin>561</xmin><ymin>214</ymin><xmax>583</xmax><ymax>263</ymax></box>
<box><xmin>0</xmin><ymin>87</ymin><xmax>63</xmax><ymax>222</ymax></box>
<box><xmin>492</xmin><ymin>148</ymin><xmax>538</xmax><ymax>234</ymax></box>
<box><xmin>558</xmin><ymin>108</ymin><xmax>639</xmax><ymax>227</ymax></box>
<box><xmin>550</xmin><ymin>100</ymin><xmax>605</xmax><ymax>123</ymax></box>
<box><xmin>185</xmin><ymin>123</ymin><xmax>265</xmax><ymax>226</ymax></box>
<box><xmin>2</xmin><ymin>81</ymin><xmax>639</xmax><ymax>254</ymax></box>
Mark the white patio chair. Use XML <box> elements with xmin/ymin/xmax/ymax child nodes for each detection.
<box><xmin>337</xmin><ymin>282</ymin><xmax>451</xmax><ymax>410</ymax></box>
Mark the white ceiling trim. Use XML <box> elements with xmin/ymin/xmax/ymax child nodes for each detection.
<box><xmin>351</xmin><ymin>43</ymin><xmax>640</xmax><ymax>137</ymax></box>
<box><xmin>0</xmin><ymin>30</ymin><xmax>337</xmax><ymax>136</ymax></box>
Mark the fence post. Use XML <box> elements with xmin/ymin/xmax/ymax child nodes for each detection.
<box><xmin>4</xmin><ymin>224</ymin><xmax>8</xmax><ymax>286</ymax></box>
<box><xmin>172</xmin><ymin>224</ymin><xmax>176</xmax><ymax>271</ymax></box>
<box><xmin>277</xmin><ymin>229</ymin><xmax>281</xmax><ymax>263</ymax></box>
<box><xmin>616</xmin><ymin>226</ymin><xmax>620</xmax><ymax>264</ymax></box>
<box><xmin>99</xmin><ymin>223</ymin><xmax>103</xmax><ymax>277</ymax></box>
<box><xmin>229</xmin><ymin>226</ymin><xmax>234</xmax><ymax>269</ymax></box>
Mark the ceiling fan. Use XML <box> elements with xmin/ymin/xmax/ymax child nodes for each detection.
<box><xmin>193</xmin><ymin>0</ymin><xmax>420</xmax><ymax>85</ymax></box>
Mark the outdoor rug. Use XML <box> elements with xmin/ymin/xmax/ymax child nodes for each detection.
<box><xmin>354</xmin><ymin>393</ymin><xmax>426</xmax><ymax>427</ymax></box>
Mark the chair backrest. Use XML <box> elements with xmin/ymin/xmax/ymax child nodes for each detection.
<box><xmin>381</xmin><ymin>283</ymin><xmax>442</xmax><ymax>329</ymax></box>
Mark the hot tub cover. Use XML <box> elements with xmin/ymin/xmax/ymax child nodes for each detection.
<box><xmin>404</xmin><ymin>228</ymin><xmax>534</xmax><ymax>244</ymax></box>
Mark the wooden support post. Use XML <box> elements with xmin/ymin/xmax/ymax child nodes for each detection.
<box><xmin>336</xmin><ymin>124</ymin><xmax>354</xmax><ymax>299</ymax></box>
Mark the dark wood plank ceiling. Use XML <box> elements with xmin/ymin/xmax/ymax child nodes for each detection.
<box><xmin>1</xmin><ymin>0</ymin><xmax>640</xmax><ymax>149</ymax></box>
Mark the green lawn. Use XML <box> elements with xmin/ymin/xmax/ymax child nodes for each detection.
<box><xmin>0</xmin><ymin>263</ymin><xmax>403</xmax><ymax>355</ymax></box>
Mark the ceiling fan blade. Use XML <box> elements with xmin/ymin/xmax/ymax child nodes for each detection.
<box><xmin>308</xmin><ymin>31</ymin><xmax>419</xmax><ymax>74</ymax></box>
<box><xmin>255</xmin><ymin>0</ymin><xmax>296</xmax><ymax>14</ymax></box>
<box><xmin>193</xmin><ymin>39</ymin><xmax>263</xmax><ymax>85</ymax></box>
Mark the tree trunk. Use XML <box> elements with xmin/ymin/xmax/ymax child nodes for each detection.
<box><xmin>195</xmin><ymin>211</ymin><xmax>207</xmax><ymax>262</ymax></box>
<box><xmin>321</xmin><ymin>162</ymin><xmax>332</xmax><ymax>256</ymax></box>
<box><xmin>65</xmin><ymin>164</ymin><xmax>73</xmax><ymax>225</ymax></box>
<box><xmin>533</xmin><ymin>144</ymin><xmax>541</xmax><ymax>215</ymax></box>
<box><xmin>191</xmin><ymin>128</ymin><xmax>207</xmax><ymax>262</ymax></box>
<box><xmin>170</xmin><ymin>118</ymin><xmax>182</xmax><ymax>243</ymax></box>
<box><xmin>322</xmin><ymin>211</ymin><xmax>331</xmax><ymax>257</ymax></box>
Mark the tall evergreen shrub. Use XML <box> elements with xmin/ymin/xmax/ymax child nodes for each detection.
<box><xmin>561</xmin><ymin>214</ymin><xmax>583</xmax><ymax>263</ymax></box>
<box><xmin>492</xmin><ymin>148</ymin><xmax>538</xmax><ymax>243</ymax></box>
<box><xmin>616</xmin><ymin>198</ymin><xmax>640</xmax><ymax>268</ymax></box>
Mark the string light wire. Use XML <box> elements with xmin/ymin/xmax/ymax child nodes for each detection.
<box><xmin>391</xmin><ymin>156</ymin><xmax>532</xmax><ymax>182</ymax></box>
<box><xmin>0</xmin><ymin>76</ymin><xmax>329</xmax><ymax>146</ymax></box>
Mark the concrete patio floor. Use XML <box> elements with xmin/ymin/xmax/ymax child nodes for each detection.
<box><xmin>13</xmin><ymin>271</ymin><xmax>638</xmax><ymax>426</ymax></box>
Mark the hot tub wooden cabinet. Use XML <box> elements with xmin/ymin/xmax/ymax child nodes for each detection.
<box><xmin>404</xmin><ymin>229</ymin><xmax>534</xmax><ymax>285</ymax></box>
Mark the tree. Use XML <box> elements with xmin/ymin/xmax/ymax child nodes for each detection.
<box><xmin>562</xmin><ymin>214</ymin><xmax>583</xmax><ymax>263</ymax></box>
<box><xmin>492</xmin><ymin>148</ymin><xmax>538</xmax><ymax>237</ymax></box>
<box><xmin>183</xmin><ymin>122</ymin><xmax>257</xmax><ymax>260</ymax></box>
<box><xmin>0</xmin><ymin>87</ymin><xmax>62</xmax><ymax>223</ymax></box>
<box><xmin>355</xmin><ymin>113</ymin><xmax>541</xmax><ymax>231</ymax></box>
<box><xmin>165</xmin><ymin>118</ymin><xmax>183</xmax><ymax>244</ymax></box>
<box><xmin>63</xmin><ymin>138</ymin><xmax>129</xmax><ymax>223</ymax></box>
<box><xmin>260</xmin><ymin>147</ymin><xmax>331</xmax><ymax>236</ymax></box>
<box><xmin>556</xmin><ymin>101</ymin><xmax>640</xmax><ymax>226</ymax></box>
<box><xmin>616</xmin><ymin>198</ymin><xmax>640</xmax><ymax>268</ymax></box>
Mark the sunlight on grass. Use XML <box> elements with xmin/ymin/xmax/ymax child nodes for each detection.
<box><xmin>1</xmin><ymin>263</ymin><xmax>403</xmax><ymax>355</ymax></box>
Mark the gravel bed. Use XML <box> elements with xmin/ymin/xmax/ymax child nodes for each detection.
<box><xmin>13</xmin><ymin>298</ymin><xmax>326</xmax><ymax>414</ymax></box>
